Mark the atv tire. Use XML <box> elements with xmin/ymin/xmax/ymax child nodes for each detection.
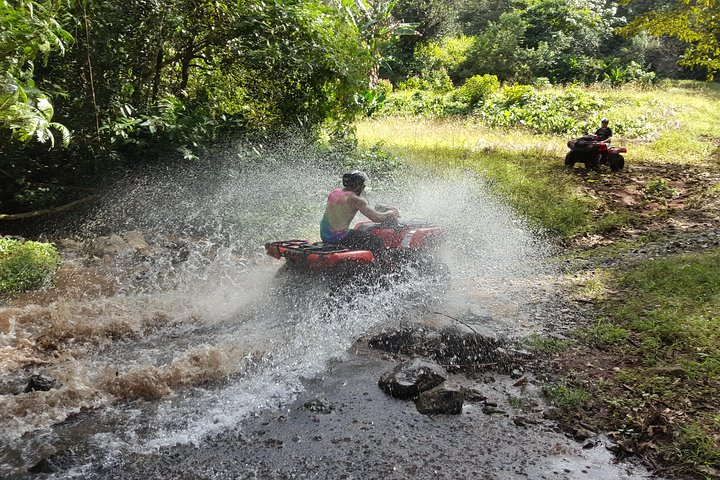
<box><xmin>564</xmin><ymin>151</ymin><xmax>576</xmax><ymax>168</ymax></box>
<box><xmin>609</xmin><ymin>154</ymin><xmax>624</xmax><ymax>172</ymax></box>
<box><xmin>581</xmin><ymin>153</ymin><xmax>599</xmax><ymax>171</ymax></box>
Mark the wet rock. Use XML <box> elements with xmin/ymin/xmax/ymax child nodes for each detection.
<box><xmin>302</xmin><ymin>398</ymin><xmax>335</xmax><ymax>414</ymax></box>
<box><xmin>86</xmin><ymin>235</ymin><xmax>134</xmax><ymax>257</ymax></box>
<box><xmin>27</xmin><ymin>449</ymin><xmax>77</xmax><ymax>473</ymax></box>
<box><xmin>574</xmin><ymin>427</ymin><xmax>593</xmax><ymax>441</ymax></box>
<box><xmin>464</xmin><ymin>387</ymin><xmax>487</xmax><ymax>402</ymax></box>
<box><xmin>542</xmin><ymin>407</ymin><xmax>561</xmax><ymax>420</ymax></box>
<box><xmin>368</xmin><ymin>325</ymin><xmax>430</xmax><ymax>354</ymax></box>
<box><xmin>513</xmin><ymin>416</ymin><xmax>539</xmax><ymax>427</ymax></box>
<box><xmin>368</xmin><ymin>324</ymin><xmax>531</xmax><ymax>374</ymax></box>
<box><xmin>123</xmin><ymin>230</ymin><xmax>150</xmax><ymax>251</ymax></box>
<box><xmin>378</xmin><ymin>358</ymin><xmax>448</xmax><ymax>399</ymax></box>
<box><xmin>25</xmin><ymin>374</ymin><xmax>56</xmax><ymax>392</ymax></box>
<box><xmin>55</xmin><ymin>238</ymin><xmax>83</xmax><ymax>251</ymax></box>
<box><xmin>415</xmin><ymin>381</ymin><xmax>464</xmax><ymax>415</ymax></box>
<box><xmin>482</xmin><ymin>405</ymin><xmax>506</xmax><ymax>415</ymax></box>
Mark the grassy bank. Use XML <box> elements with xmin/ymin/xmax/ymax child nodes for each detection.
<box><xmin>357</xmin><ymin>118</ymin><xmax>598</xmax><ymax>236</ymax></box>
<box><xmin>357</xmin><ymin>81</ymin><xmax>720</xmax><ymax>477</ymax></box>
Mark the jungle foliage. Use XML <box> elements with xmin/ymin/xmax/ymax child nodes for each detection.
<box><xmin>0</xmin><ymin>0</ymin><xmax>716</xmax><ymax>217</ymax></box>
<box><xmin>1</xmin><ymin>0</ymin><xmax>378</xmax><ymax>214</ymax></box>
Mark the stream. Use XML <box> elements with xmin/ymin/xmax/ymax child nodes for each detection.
<box><xmin>0</xmin><ymin>153</ymin><xmax>655</xmax><ymax>479</ymax></box>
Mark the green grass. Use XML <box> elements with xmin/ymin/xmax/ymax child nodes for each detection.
<box><xmin>0</xmin><ymin>238</ymin><xmax>60</xmax><ymax>296</ymax></box>
<box><xmin>521</xmin><ymin>334</ymin><xmax>574</xmax><ymax>353</ymax></box>
<box><xmin>367</xmin><ymin>81</ymin><xmax>720</xmax><ymax>165</ymax></box>
<box><xmin>357</xmin><ymin>82</ymin><xmax>720</xmax><ymax>238</ymax></box>
<box><xmin>357</xmin><ymin>118</ymin><xmax>600</xmax><ymax>236</ymax></box>
<box><xmin>594</xmin><ymin>249</ymin><xmax>720</xmax><ymax>475</ymax></box>
<box><xmin>543</xmin><ymin>381</ymin><xmax>591</xmax><ymax>410</ymax></box>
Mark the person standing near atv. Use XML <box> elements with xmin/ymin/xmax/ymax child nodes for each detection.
<box><xmin>320</xmin><ymin>171</ymin><xmax>399</xmax><ymax>263</ymax></box>
<box><xmin>595</xmin><ymin>118</ymin><xmax>613</xmax><ymax>143</ymax></box>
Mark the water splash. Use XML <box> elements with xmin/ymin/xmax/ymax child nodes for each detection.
<box><xmin>0</xmin><ymin>142</ymin><xmax>557</xmax><ymax>476</ymax></box>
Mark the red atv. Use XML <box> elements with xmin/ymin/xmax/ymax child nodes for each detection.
<box><xmin>565</xmin><ymin>134</ymin><xmax>626</xmax><ymax>172</ymax></box>
<box><xmin>265</xmin><ymin>219</ymin><xmax>446</xmax><ymax>277</ymax></box>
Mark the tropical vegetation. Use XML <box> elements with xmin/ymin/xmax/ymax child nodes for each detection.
<box><xmin>2</xmin><ymin>1</ymin><xmax>720</xmax><ymax>475</ymax></box>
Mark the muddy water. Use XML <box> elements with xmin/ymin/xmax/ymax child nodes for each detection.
<box><xmin>0</xmin><ymin>159</ymin><xmax>650</xmax><ymax>479</ymax></box>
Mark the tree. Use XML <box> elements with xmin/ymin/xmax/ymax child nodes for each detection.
<box><xmin>619</xmin><ymin>0</ymin><xmax>720</xmax><ymax>79</ymax></box>
<box><xmin>1</xmin><ymin>0</ymin><xmax>374</xmax><ymax>215</ymax></box>
<box><xmin>0</xmin><ymin>0</ymin><xmax>71</xmax><ymax>146</ymax></box>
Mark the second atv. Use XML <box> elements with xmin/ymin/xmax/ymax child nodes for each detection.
<box><xmin>565</xmin><ymin>134</ymin><xmax>626</xmax><ymax>172</ymax></box>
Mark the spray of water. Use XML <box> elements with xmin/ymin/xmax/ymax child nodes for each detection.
<box><xmin>0</xmin><ymin>140</ymin><xmax>557</xmax><ymax>475</ymax></box>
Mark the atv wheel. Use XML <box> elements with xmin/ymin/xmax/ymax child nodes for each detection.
<box><xmin>584</xmin><ymin>154</ymin><xmax>601</xmax><ymax>171</ymax></box>
<box><xmin>564</xmin><ymin>151</ymin><xmax>576</xmax><ymax>168</ymax></box>
<box><xmin>609</xmin><ymin>154</ymin><xmax>625</xmax><ymax>172</ymax></box>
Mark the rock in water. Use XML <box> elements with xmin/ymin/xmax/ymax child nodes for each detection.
<box><xmin>415</xmin><ymin>381</ymin><xmax>465</xmax><ymax>415</ymax></box>
<box><xmin>378</xmin><ymin>358</ymin><xmax>448</xmax><ymax>399</ymax></box>
<box><xmin>25</xmin><ymin>374</ymin><xmax>56</xmax><ymax>392</ymax></box>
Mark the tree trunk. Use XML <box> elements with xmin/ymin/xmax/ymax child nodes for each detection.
<box><xmin>178</xmin><ymin>37</ymin><xmax>196</xmax><ymax>96</ymax></box>
<box><xmin>151</xmin><ymin>48</ymin><xmax>164</xmax><ymax>104</ymax></box>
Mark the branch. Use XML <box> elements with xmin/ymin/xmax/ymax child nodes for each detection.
<box><xmin>425</xmin><ymin>309</ymin><xmax>480</xmax><ymax>334</ymax></box>
<box><xmin>0</xmin><ymin>195</ymin><xmax>96</xmax><ymax>221</ymax></box>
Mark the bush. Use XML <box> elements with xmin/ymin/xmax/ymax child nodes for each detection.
<box><xmin>460</xmin><ymin>74</ymin><xmax>500</xmax><ymax>105</ymax></box>
<box><xmin>0</xmin><ymin>238</ymin><xmax>60</xmax><ymax>295</ymax></box>
<box><xmin>415</xmin><ymin>35</ymin><xmax>475</xmax><ymax>82</ymax></box>
<box><xmin>377</xmin><ymin>89</ymin><xmax>468</xmax><ymax>117</ymax></box>
<box><xmin>500</xmin><ymin>84</ymin><xmax>536</xmax><ymax>106</ymax></box>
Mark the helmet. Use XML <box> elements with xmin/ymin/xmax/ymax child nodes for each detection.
<box><xmin>342</xmin><ymin>170</ymin><xmax>369</xmax><ymax>189</ymax></box>
<box><xmin>601</xmin><ymin>118</ymin><xmax>609</xmax><ymax>123</ymax></box>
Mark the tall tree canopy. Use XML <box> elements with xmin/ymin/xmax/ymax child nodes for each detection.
<box><xmin>0</xmin><ymin>0</ymin><xmax>72</xmax><ymax>146</ymax></box>
<box><xmin>619</xmin><ymin>0</ymin><xmax>720</xmax><ymax>79</ymax></box>
<box><xmin>1</xmin><ymin>0</ymin><xmax>376</xmax><ymax>214</ymax></box>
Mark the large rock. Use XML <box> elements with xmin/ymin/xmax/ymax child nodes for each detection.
<box><xmin>378</xmin><ymin>358</ymin><xmax>448</xmax><ymax>400</ymax></box>
<box><xmin>415</xmin><ymin>381</ymin><xmax>465</xmax><ymax>415</ymax></box>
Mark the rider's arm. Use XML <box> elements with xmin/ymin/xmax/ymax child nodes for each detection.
<box><xmin>351</xmin><ymin>195</ymin><xmax>398</xmax><ymax>223</ymax></box>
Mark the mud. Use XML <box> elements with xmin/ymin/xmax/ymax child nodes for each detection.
<box><xmin>64</xmin><ymin>343</ymin><xmax>653</xmax><ymax>480</ymax></box>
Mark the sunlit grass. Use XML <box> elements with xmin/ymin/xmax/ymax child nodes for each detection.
<box><xmin>358</xmin><ymin>117</ymin><xmax>606</xmax><ymax>236</ymax></box>
<box><xmin>360</xmin><ymin>81</ymin><xmax>720</xmax><ymax>166</ymax></box>
<box><xmin>596</xmin><ymin>249</ymin><xmax>720</xmax><ymax>474</ymax></box>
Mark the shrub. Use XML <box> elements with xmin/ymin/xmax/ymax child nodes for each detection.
<box><xmin>0</xmin><ymin>238</ymin><xmax>60</xmax><ymax>295</ymax></box>
<box><xmin>415</xmin><ymin>35</ymin><xmax>475</xmax><ymax>82</ymax></box>
<box><xmin>533</xmin><ymin>77</ymin><xmax>552</xmax><ymax>89</ymax></box>
<box><xmin>500</xmin><ymin>84</ymin><xmax>536</xmax><ymax>106</ymax></box>
<box><xmin>460</xmin><ymin>74</ymin><xmax>500</xmax><ymax>105</ymax></box>
<box><xmin>375</xmin><ymin>79</ymin><xmax>393</xmax><ymax>97</ymax></box>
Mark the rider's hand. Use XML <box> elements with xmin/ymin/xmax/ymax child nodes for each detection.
<box><xmin>385</xmin><ymin>209</ymin><xmax>399</xmax><ymax>222</ymax></box>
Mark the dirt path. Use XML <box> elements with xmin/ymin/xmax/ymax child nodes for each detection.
<box><xmin>569</xmin><ymin>162</ymin><xmax>720</xmax><ymax>247</ymax></box>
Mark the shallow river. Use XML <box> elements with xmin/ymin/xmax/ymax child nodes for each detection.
<box><xmin>0</xmin><ymin>159</ymin><xmax>655</xmax><ymax>479</ymax></box>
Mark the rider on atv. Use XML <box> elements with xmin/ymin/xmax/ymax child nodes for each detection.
<box><xmin>595</xmin><ymin>118</ymin><xmax>613</xmax><ymax>143</ymax></box>
<box><xmin>320</xmin><ymin>171</ymin><xmax>399</xmax><ymax>265</ymax></box>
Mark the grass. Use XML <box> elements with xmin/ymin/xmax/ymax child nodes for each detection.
<box><xmin>0</xmin><ymin>238</ymin><xmax>60</xmax><ymax>296</ymax></box>
<box><xmin>357</xmin><ymin>118</ymin><xmax>600</xmax><ymax>236</ymax></box>
<box><xmin>357</xmin><ymin>80</ymin><xmax>720</xmax><ymax>478</ymax></box>
<box><xmin>521</xmin><ymin>334</ymin><xmax>574</xmax><ymax>353</ymax></box>
<box><xmin>560</xmin><ymin>247</ymin><xmax>720</xmax><ymax>476</ymax></box>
